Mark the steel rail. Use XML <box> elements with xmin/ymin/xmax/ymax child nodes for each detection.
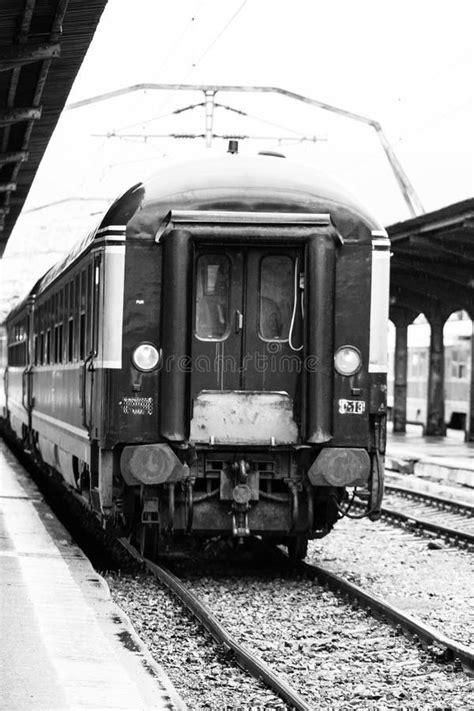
<box><xmin>380</xmin><ymin>505</ymin><xmax>474</xmax><ymax>546</ymax></box>
<box><xmin>300</xmin><ymin>561</ymin><xmax>474</xmax><ymax>675</ymax></box>
<box><xmin>385</xmin><ymin>483</ymin><xmax>474</xmax><ymax>516</ymax></box>
<box><xmin>118</xmin><ymin>538</ymin><xmax>312</xmax><ymax>711</ymax></box>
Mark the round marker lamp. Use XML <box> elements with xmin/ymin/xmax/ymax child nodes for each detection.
<box><xmin>132</xmin><ymin>343</ymin><xmax>160</xmax><ymax>371</ymax></box>
<box><xmin>334</xmin><ymin>346</ymin><xmax>361</xmax><ymax>376</ymax></box>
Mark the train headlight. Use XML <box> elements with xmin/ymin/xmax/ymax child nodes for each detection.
<box><xmin>132</xmin><ymin>343</ymin><xmax>160</xmax><ymax>371</ymax></box>
<box><xmin>334</xmin><ymin>346</ymin><xmax>361</xmax><ymax>376</ymax></box>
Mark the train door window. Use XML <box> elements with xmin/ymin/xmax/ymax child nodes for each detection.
<box><xmin>259</xmin><ymin>255</ymin><xmax>293</xmax><ymax>340</ymax></box>
<box><xmin>195</xmin><ymin>254</ymin><xmax>230</xmax><ymax>340</ymax></box>
<box><xmin>34</xmin><ymin>335</ymin><xmax>38</xmax><ymax>365</ymax></box>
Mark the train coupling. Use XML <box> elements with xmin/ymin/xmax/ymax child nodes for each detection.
<box><xmin>231</xmin><ymin>459</ymin><xmax>251</xmax><ymax>538</ymax></box>
<box><xmin>141</xmin><ymin>497</ymin><xmax>160</xmax><ymax>525</ymax></box>
<box><xmin>232</xmin><ymin>508</ymin><xmax>250</xmax><ymax>538</ymax></box>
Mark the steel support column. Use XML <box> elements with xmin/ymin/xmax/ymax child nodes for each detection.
<box><xmin>426</xmin><ymin>309</ymin><xmax>447</xmax><ymax>436</ymax></box>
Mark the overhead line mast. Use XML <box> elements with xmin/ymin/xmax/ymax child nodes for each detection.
<box><xmin>66</xmin><ymin>84</ymin><xmax>425</xmax><ymax>217</ymax></box>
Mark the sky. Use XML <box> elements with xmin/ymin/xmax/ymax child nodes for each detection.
<box><xmin>1</xmin><ymin>0</ymin><xmax>473</xmax><ymax>309</ymax></box>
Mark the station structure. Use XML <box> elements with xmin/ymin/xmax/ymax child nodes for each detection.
<box><xmin>0</xmin><ymin>0</ymin><xmax>473</xmax><ymax>442</ymax></box>
<box><xmin>388</xmin><ymin>200</ymin><xmax>473</xmax><ymax>441</ymax></box>
<box><xmin>0</xmin><ymin>0</ymin><xmax>108</xmax><ymax>258</ymax></box>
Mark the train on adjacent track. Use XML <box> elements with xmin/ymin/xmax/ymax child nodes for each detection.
<box><xmin>387</xmin><ymin>316</ymin><xmax>472</xmax><ymax>431</ymax></box>
<box><xmin>1</xmin><ymin>147</ymin><xmax>390</xmax><ymax>559</ymax></box>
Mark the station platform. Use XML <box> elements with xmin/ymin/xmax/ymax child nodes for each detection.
<box><xmin>386</xmin><ymin>424</ymin><xmax>474</xmax><ymax>490</ymax></box>
<box><xmin>0</xmin><ymin>440</ymin><xmax>185</xmax><ymax>711</ymax></box>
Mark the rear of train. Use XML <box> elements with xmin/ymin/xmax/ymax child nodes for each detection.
<box><xmin>97</xmin><ymin>151</ymin><xmax>390</xmax><ymax>557</ymax></box>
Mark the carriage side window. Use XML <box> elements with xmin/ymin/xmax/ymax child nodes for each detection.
<box><xmin>93</xmin><ymin>257</ymin><xmax>101</xmax><ymax>355</ymax></box>
<box><xmin>259</xmin><ymin>256</ymin><xmax>293</xmax><ymax>340</ymax></box>
<box><xmin>79</xmin><ymin>314</ymin><xmax>86</xmax><ymax>360</ymax></box>
<box><xmin>195</xmin><ymin>255</ymin><xmax>230</xmax><ymax>340</ymax></box>
<box><xmin>409</xmin><ymin>351</ymin><xmax>427</xmax><ymax>378</ymax></box>
<box><xmin>74</xmin><ymin>274</ymin><xmax>80</xmax><ymax>360</ymax></box>
<box><xmin>46</xmin><ymin>329</ymin><xmax>51</xmax><ymax>364</ymax></box>
<box><xmin>87</xmin><ymin>263</ymin><xmax>93</xmax><ymax>354</ymax></box>
<box><xmin>68</xmin><ymin>318</ymin><xmax>74</xmax><ymax>362</ymax></box>
<box><xmin>79</xmin><ymin>269</ymin><xmax>86</xmax><ymax>359</ymax></box>
<box><xmin>450</xmin><ymin>349</ymin><xmax>467</xmax><ymax>379</ymax></box>
<box><xmin>54</xmin><ymin>323</ymin><xmax>63</xmax><ymax>364</ymax></box>
<box><xmin>39</xmin><ymin>332</ymin><xmax>44</xmax><ymax>365</ymax></box>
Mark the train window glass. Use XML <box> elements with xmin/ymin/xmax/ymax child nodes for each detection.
<box><xmin>34</xmin><ymin>335</ymin><xmax>38</xmax><ymax>366</ymax></box>
<box><xmin>195</xmin><ymin>255</ymin><xmax>230</xmax><ymax>340</ymax></box>
<box><xmin>69</xmin><ymin>281</ymin><xmax>74</xmax><ymax>316</ymax></box>
<box><xmin>259</xmin><ymin>256</ymin><xmax>293</xmax><ymax>340</ymax></box>
<box><xmin>46</xmin><ymin>330</ymin><xmax>51</xmax><ymax>364</ymax></box>
<box><xmin>79</xmin><ymin>313</ymin><xmax>86</xmax><ymax>360</ymax></box>
<box><xmin>60</xmin><ymin>289</ymin><xmax>63</xmax><ymax>322</ymax></box>
<box><xmin>75</xmin><ymin>274</ymin><xmax>80</xmax><ymax>311</ymax></box>
<box><xmin>409</xmin><ymin>350</ymin><xmax>427</xmax><ymax>378</ymax></box>
<box><xmin>87</xmin><ymin>263</ymin><xmax>93</xmax><ymax>353</ymax></box>
<box><xmin>40</xmin><ymin>333</ymin><xmax>44</xmax><ymax>365</ymax></box>
<box><xmin>80</xmin><ymin>270</ymin><xmax>86</xmax><ymax>311</ymax></box>
<box><xmin>54</xmin><ymin>326</ymin><xmax>59</xmax><ymax>363</ymax></box>
<box><xmin>451</xmin><ymin>350</ymin><xmax>467</xmax><ymax>379</ymax></box>
<box><xmin>54</xmin><ymin>324</ymin><xmax>63</xmax><ymax>364</ymax></box>
<box><xmin>93</xmin><ymin>256</ymin><xmax>101</xmax><ymax>355</ymax></box>
<box><xmin>58</xmin><ymin>324</ymin><xmax>63</xmax><ymax>363</ymax></box>
<box><xmin>68</xmin><ymin>318</ymin><xmax>74</xmax><ymax>362</ymax></box>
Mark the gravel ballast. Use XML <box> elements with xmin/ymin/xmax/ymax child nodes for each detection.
<box><xmin>308</xmin><ymin>515</ymin><xmax>474</xmax><ymax>648</ymax></box>
<box><xmin>106</xmin><ymin>526</ymin><xmax>474</xmax><ymax>710</ymax></box>
<box><xmin>107</xmin><ymin>571</ymin><xmax>288</xmax><ymax>709</ymax></box>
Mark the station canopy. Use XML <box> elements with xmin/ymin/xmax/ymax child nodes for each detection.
<box><xmin>0</xmin><ymin>0</ymin><xmax>107</xmax><ymax>257</ymax></box>
<box><xmin>388</xmin><ymin>198</ymin><xmax>474</xmax><ymax>320</ymax></box>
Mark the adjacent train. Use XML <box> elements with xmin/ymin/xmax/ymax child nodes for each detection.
<box><xmin>2</xmin><ymin>148</ymin><xmax>390</xmax><ymax>559</ymax></box>
<box><xmin>387</xmin><ymin>315</ymin><xmax>472</xmax><ymax>430</ymax></box>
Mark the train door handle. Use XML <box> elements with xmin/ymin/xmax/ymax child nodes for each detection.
<box><xmin>235</xmin><ymin>310</ymin><xmax>243</xmax><ymax>333</ymax></box>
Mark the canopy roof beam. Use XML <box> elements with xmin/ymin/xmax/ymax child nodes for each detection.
<box><xmin>0</xmin><ymin>107</ymin><xmax>42</xmax><ymax>125</ymax></box>
<box><xmin>0</xmin><ymin>43</ymin><xmax>61</xmax><ymax>72</ymax></box>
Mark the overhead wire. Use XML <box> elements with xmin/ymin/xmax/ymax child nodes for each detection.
<box><xmin>153</xmin><ymin>0</ymin><xmax>207</xmax><ymax>78</ymax></box>
<box><xmin>183</xmin><ymin>0</ymin><xmax>249</xmax><ymax>79</ymax></box>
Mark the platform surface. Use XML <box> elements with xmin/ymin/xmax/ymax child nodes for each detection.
<box><xmin>386</xmin><ymin>425</ymin><xmax>474</xmax><ymax>487</ymax></box>
<box><xmin>0</xmin><ymin>440</ymin><xmax>185</xmax><ymax>710</ymax></box>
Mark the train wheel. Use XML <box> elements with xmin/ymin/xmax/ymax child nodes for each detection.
<box><xmin>138</xmin><ymin>523</ymin><xmax>160</xmax><ymax>560</ymax></box>
<box><xmin>287</xmin><ymin>535</ymin><xmax>308</xmax><ymax>561</ymax></box>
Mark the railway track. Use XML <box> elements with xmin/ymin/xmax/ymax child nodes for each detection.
<box><xmin>300</xmin><ymin>560</ymin><xmax>474</xmax><ymax>676</ymax></box>
<box><xmin>376</xmin><ymin>484</ymin><xmax>474</xmax><ymax>547</ymax></box>
<box><xmin>118</xmin><ymin>536</ymin><xmax>474</xmax><ymax>711</ymax></box>
<box><xmin>4</xmin><ymin>432</ymin><xmax>473</xmax><ymax>704</ymax></box>
<box><xmin>120</xmin><ymin>538</ymin><xmax>313</xmax><ymax>711</ymax></box>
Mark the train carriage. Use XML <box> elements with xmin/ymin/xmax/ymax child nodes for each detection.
<box><xmin>3</xmin><ymin>150</ymin><xmax>390</xmax><ymax>558</ymax></box>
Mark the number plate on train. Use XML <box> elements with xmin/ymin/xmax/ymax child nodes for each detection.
<box><xmin>338</xmin><ymin>399</ymin><xmax>366</xmax><ymax>414</ymax></box>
